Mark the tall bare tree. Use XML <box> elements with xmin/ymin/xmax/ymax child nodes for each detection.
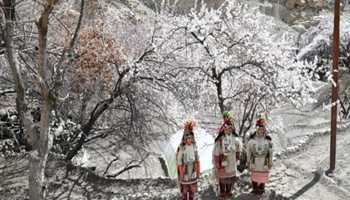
<box><xmin>1</xmin><ymin>0</ymin><xmax>30</xmax><ymax>146</ymax></box>
<box><xmin>28</xmin><ymin>1</ymin><xmax>58</xmax><ymax>199</ymax></box>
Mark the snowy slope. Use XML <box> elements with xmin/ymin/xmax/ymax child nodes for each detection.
<box><xmin>269</xmin><ymin>104</ymin><xmax>350</xmax><ymax>157</ymax></box>
<box><xmin>269</xmin><ymin>121</ymin><xmax>350</xmax><ymax>200</ymax></box>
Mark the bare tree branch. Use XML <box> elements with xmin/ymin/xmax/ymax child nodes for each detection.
<box><xmin>218</xmin><ymin>60</ymin><xmax>263</xmax><ymax>79</ymax></box>
<box><xmin>67</xmin><ymin>172</ymin><xmax>84</xmax><ymax>200</ymax></box>
<box><xmin>105</xmin><ymin>155</ymin><xmax>149</xmax><ymax>178</ymax></box>
<box><xmin>103</xmin><ymin>157</ymin><xmax>119</xmax><ymax>176</ymax></box>
<box><xmin>52</xmin><ymin>0</ymin><xmax>85</xmax><ymax>91</ymax></box>
<box><xmin>65</xmin><ymin>68</ymin><xmax>129</xmax><ymax>161</ymax></box>
<box><xmin>190</xmin><ymin>31</ymin><xmax>212</xmax><ymax>57</ymax></box>
<box><xmin>106</xmin><ymin>164</ymin><xmax>141</xmax><ymax>178</ymax></box>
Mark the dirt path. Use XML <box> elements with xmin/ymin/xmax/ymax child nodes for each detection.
<box><xmin>268</xmin><ymin>125</ymin><xmax>350</xmax><ymax>200</ymax></box>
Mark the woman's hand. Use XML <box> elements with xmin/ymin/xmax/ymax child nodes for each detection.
<box><xmin>178</xmin><ymin>165</ymin><xmax>185</xmax><ymax>179</ymax></box>
<box><xmin>247</xmin><ymin>162</ymin><xmax>251</xmax><ymax>171</ymax></box>
<box><xmin>195</xmin><ymin>161</ymin><xmax>201</xmax><ymax>177</ymax></box>
<box><xmin>268</xmin><ymin>161</ymin><xmax>273</xmax><ymax>170</ymax></box>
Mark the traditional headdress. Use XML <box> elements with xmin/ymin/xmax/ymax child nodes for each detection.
<box><xmin>181</xmin><ymin>119</ymin><xmax>196</xmax><ymax>145</ymax></box>
<box><xmin>223</xmin><ymin>111</ymin><xmax>234</xmax><ymax>126</ymax></box>
<box><xmin>256</xmin><ymin>118</ymin><xmax>266</xmax><ymax>127</ymax></box>
<box><xmin>256</xmin><ymin>113</ymin><xmax>267</xmax><ymax>127</ymax></box>
<box><xmin>216</xmin><ymin>112</ymin><xmax>236</xmax><ymax>142</ymax></box>
<box><xmin>184</xmin><ymin>119</ymin><xmax>196</xmax><ymax>131</ymax></box>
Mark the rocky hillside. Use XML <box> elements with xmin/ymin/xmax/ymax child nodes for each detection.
<box><xmin>124</xmin><ymin>0</ymin><xmax>346</xmax><ymax>24</ymax></box>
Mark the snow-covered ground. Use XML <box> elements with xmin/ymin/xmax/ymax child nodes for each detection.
<box><xmin>269</xmin><ymin>122</ymin><xmax>350</xmax><ymax>200</ymax></box>
<box><xmin>264</xmin><ymin>104</ymin><xmax>350</xmax><ymax>200</ymax></box>
<box><xmin>276</xmin><ymin>141</ymin><xmax>350</xmax><ymax>199</ymax></box>
<box><xmin>1</xmin><ymin>103</ymin><xmax>350</xmax><ymax>200</ymax></box>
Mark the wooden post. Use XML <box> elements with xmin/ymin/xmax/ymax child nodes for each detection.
<box><xmin>328</xmin><ymin>0</ymin><xmax>341</xmax><ymax>175</ymax></box>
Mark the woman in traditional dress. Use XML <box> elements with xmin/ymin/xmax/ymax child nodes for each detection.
<box><xmin>176</xmin><ymin>120</ymin><xmax>200</xmax><ymax>200</ymax></box>
<box><xmin>246</xmin><ymin>118</ymin><xmax>273</xmax><ymax>195</ymax></box>
<box><xmin>213</xmin><ymin>112</ymin><xmax>242</xmax><ymax>199</ymax></box>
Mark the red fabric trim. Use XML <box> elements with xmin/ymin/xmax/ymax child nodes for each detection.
<box><xmin>251</xmin><ymin>170</ymin><xmax>269</xmax><ymax>173</ymax></box>
<box><xmin>214</xmin><ymin>155</ymin><xmax>224</xmax><ymax>169</ymax></box>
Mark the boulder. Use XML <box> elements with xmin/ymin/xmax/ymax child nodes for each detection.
<box><xmin>286</xmin><ymin>0</ymin><xmax>297</xmax><ymax>9</ymax></box>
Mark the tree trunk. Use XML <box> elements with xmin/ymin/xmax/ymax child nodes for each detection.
<box><xmin>28</xmin><ymin>1</ymin><xmax>57</xmax><ymax>199</ymax></box>
<box><xmin>2</xmin><ymin>0</ymin><xmax>29</xmax><ymax>145</ymax></box>
<box><xmin>212</xmin><ymin>67</ymin><xmax>225</xmax><ymax>114</ymax></box>
<box><xmin>65</xmin><ymin>69</ymin><xmax>128</xmax><ymax>161</ymax></box>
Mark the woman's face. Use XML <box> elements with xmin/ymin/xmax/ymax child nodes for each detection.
<box><xmin>257</xmin><ymin>126</ymin><xmax>266</xmax><ymax>136</ymax></box>
<box><xmin>224</xmin><ymin>125</ymin><xmax>233</xmax><ymax>135</ymax></box>
<box><xmin>185</xmin><ymin>137</ymin><xmax>193</xmax><ymax>145</ymax></box>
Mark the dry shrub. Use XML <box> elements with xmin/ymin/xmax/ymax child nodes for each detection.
<box><xmin>72</xmin><ymin>21</ymin><xmax>124</xmax><ymax>94</ymax></box>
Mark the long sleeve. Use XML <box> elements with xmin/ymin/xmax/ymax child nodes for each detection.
<box><xmin>176</xmin><ymin>146</ymin><xmax>184</xmax><ymax>178</ymax></box>
<box><xmin>235</xmin><ymin>137</ymin><xmax>242</xmax><ymax>152</ymax></box>
<box><xmin>213</xmin><ymin>141</ymin><xmax>222</xmax><ymax>169</ymax></box>
<box><xmin>235</xmin><ymin>137</ymin><xmax>242</xmax><ymax>160</ymax></box>
<box><xmin>176</xmin><ymin>146</ymin><xmax>183</xmax><ymax>166</ymax></box>
<box><xmin>194</xmin><ymin>144</ymin><xmax>200</xmax><ymax>176</ymax></box>
<box><xmin>195</xmin><ymin>144</ymin><xmax>199</xmax><ymax>161</ymax></box>
<box><xmin>195</xmin><ymin>160</ymin><xmax>200</xmax><ymax>177</ymax></box>
<box><xmin>268</xmin><ymin>141</ymin><xmax>273</xmax><ymax>165</ymax></box>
